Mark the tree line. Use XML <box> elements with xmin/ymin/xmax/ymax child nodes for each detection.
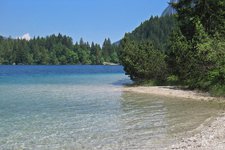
<box><xmin>119</xmin><ymin>0</ymin><xmax>225</xmax><ymax>96</ymax></box>
<box><xmin>0</xmin><ymin>34</ymin><xmax>119</xmax><ymax>65</ymax></box>
<box><xmin>125</xmin><ymin>15</ymin><xmax>177</xmax><ymax>51</ymax></box>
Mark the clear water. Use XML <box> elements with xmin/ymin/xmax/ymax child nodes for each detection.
<box><xmin>0</xmin><ymin>65</ymin><xmax>224</xmax><ymax>150</ymax></box>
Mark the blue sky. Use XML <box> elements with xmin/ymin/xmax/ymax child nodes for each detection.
<box><xmin>0</xmin><ymin>0</ymin><xmax>169</xmax><ymax>44</ymax></box>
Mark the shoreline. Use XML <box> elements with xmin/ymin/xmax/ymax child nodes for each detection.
<box><xmin>123</xmin><ymin>86</ymin><xmax>224</xmax><ymax>101</ymax></box>
<box><xmin>167</xmin><ymin>113</ymin><xmax>225</xmax><ymax>150</ymax></box>
<box><xmin>123</xmin><ymin>86</ymin><xmax>225</xmax><ymax>149</ymax></box>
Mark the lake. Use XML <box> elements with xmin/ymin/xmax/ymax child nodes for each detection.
<box><xmin>0</xmin><ymin>65</ymin><xmax>224</xmax><ymax>149</ymax></box>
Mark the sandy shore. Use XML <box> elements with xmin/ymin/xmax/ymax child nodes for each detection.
<box><xmin>123</xmin><ymin>86</ymin><xmax>225</xmax><ymax>149</ymax></box>
<box><xmin>123</xmin><ymin>86</ymin><xmax>221</xmax><ymax>101</ymax></box>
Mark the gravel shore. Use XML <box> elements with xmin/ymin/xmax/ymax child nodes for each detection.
<box><xmin>167</xmin><ymin>113</ymin><xmax>225</xmax><ymax>150</ymax></box>
<box><xmin>123</xmin><ymin>86</ymin><xmax>219</xmax><ymax>101</ymax></box>
<box><xmin>123</xmin><ymin>86</ymin><xmax>225</xmax><ymax>149</ymax></box>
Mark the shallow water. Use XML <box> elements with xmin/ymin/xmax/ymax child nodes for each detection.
<box><xmin>0</xmin><ymin>65</ymin><xmax>224</xmax><ymax>149</ymax></box>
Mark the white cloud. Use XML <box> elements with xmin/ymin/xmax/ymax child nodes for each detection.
<box><xmin>16</xmin><ymin>33</ymin><xmax>31</xmax><ymax>41</ymax></box>
<box><xmin>21</xmin><ymin>33</ymin><xmax>31</xmax><ymax>41</ymax></box>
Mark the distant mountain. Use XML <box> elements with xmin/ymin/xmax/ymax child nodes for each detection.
<box><xmin>161</xmin><ymin>0</ymin><xmax>179</xmax><ymax>16</ymax></box>
<box><xmin>113</xmin><ymin>40</ymin><xmax>120</xmax><ymax>46</ymax></box>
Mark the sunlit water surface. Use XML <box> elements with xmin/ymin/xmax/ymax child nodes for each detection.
<box><xmin>0</xmin><ymin>65</ymin><xmax>224</xmax><ymax>150</ymax></box>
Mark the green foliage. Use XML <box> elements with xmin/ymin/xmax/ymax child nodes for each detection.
<box><xmin>119</xmin><ymin>15</ymin><xmax>177</xmax><ymax>82</ymax></box>
<box><xmin>166</xmin><ymin>0</ymin><xmax>225</xmax><ymax>96</ymax></box>
<box><xmin>119</xmin><ymin>36</ymin><xmax>167</xmax><ymax>81</ymax></box>
<box><xmin>102</xmin><ymin>38</ymin><xmax>119</xmax><ymax>63</ymax></box>
<box><xmin>166</xmin><ymin>75</ymin><xmax>179</xmax><ymax>85</ymax></box>
<box><xmin>173</xmin><ymin>0</ymin><xmax>225</xmax><ymax>39</ymax></box>
<box><xmin>210</xmin><ymin>85</ymin><xmax>225</xmax><ymax>97</ymax></box>
<box><xmin>0</xmin><ymin>34</ymin><xmax>120</xmax><ymax>65</ymax></box>
<box><xmin>125</xmin><ymin>15</ymin><xmax>178</xmax><ymax>51</ymax></box>
<box><xmin>166</xmin><ymin>29</ymin><xmax>190</xmax><ymax>80</ymax></box>
<box><xmin>167</xmin><ymin>21</ymin><xmax>225</xmax><ymax>95</ymax></box>
<box><xmin>131</xmin><ymin>80</ymin><xmax>159</xmax><ymax>86</ymax></box>
<box><xmin>119</xmin><ymin>0</ymin><xmax>225</xmax><ymax>96</ymax></box>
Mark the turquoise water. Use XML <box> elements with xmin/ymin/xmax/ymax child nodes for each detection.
<box><xmin>0</xmin><ymin>65</ymin><xmax>224</xmax><ymax>149</ymax></box>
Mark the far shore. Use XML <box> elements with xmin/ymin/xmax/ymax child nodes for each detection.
<box><xmin>103</xmin><ymin>62</ymin><xmax>120</xmax><ymax>66</ymax></box>
<box><xmin>123</xmin><ymin>86</ymin><xmax>225</xmax><ymax>101</ymax></box>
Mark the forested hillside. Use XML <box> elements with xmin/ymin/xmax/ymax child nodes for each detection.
<box><xmin>0</xmin><ymin>34</ymin><xmax>119</xmax><ymax>65</ymax></box>
<box><xmin>118</xmin><ymin>15</ymin><xmax>178</xmax><ymax>82</ymax></box>
<box><xmin>124</xmin><ymin>15</ymin><xmax>177</xmax><ymax>51</ymax></box>
<box><xmin>119</xmin><ymin>0</ymin><xmax>225</xmax><ymax>96</ymax></box>
<box><xmin>0</xmin><ymin>15</ymin><xmax>177</xmax><ymax>65</ymax></box>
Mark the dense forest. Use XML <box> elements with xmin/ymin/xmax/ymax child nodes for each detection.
<box><xmin>118</xmin><ymin>15</ymin><xmax>178</xmax><ymax>81</ymax></box>
<box><xmin>0</xmin><ymin>15</ymin><xmax>177</xmax><ymax>66</ymax></box>
<box><xmin>125</xmin><ymin>15</ymin><xmax>177</xmax><ymax>51</ymax></box>
<box><xmin>0</xmin><ymin>34</ymin><xmax>119</xmax><ymax>65</ymax></box>
<box><xmin>119</xmin><ymin>0</ymin><xmax>225</xmax><ymax>96</ymax></box>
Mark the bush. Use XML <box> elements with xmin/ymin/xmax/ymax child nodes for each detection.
<box><xmin>119</xmin><ymin>37</ymin><xmax>167</xmax><ymax>81</ymax></box>
<box><xmin>166</xmin><ymin>75</ymin><xmax>179</xmax><ymax>85</ymax></box>
<box><xmin>210</xmin><ymin>85</ymin><xmax>225</xmax><ymax>97</ymax></box>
